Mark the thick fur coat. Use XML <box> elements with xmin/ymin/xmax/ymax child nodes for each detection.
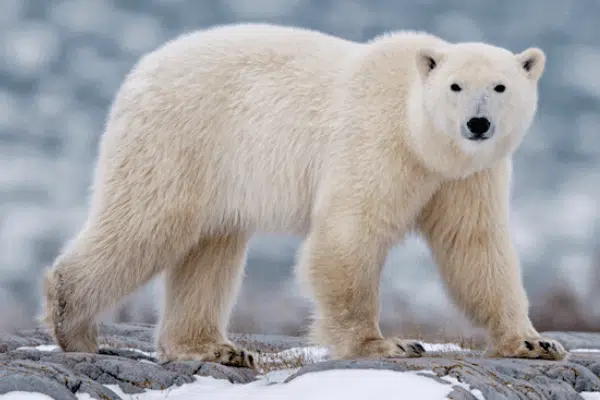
<box><xmin>42</xmin><ymin>23</ymin><xmax>566</xmax><ymax>367</ymax></box>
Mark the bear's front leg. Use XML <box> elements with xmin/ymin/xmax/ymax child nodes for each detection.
<box><xmin>417</xmin><ymin>159</ymin><xmax>567</xmax><ymax>361</ymax></box>
<box><xmin>296</xmin><ymin>212</ymin><xmax>425</xmax><ymax>360</ymax></box>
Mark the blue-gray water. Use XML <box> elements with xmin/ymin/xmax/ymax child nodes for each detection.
<box><xmin>1</xmin><ymin>0</ymin><xmax>599</xmax><ymax>335</ymax></box>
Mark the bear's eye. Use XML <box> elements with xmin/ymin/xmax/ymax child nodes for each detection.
<box><xmin>450</xmin><ymin>83</ymin><xmax>462</xmax><ymax>92</ymax></box>
<box><xmin>494</xmin><ymin>84</ymin><xmax>506</xmax><ymax>93</ymax></box>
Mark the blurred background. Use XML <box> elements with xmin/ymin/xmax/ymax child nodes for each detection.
<box><xmin>0</xmin><ymin>0</ymin><xmax>599</xmax><ymax>344</ymax></box>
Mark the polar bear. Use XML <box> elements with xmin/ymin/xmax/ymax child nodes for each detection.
<box><xmin>42</xmin><ymin>23</ymin><xmax>567</xmax><ymax>368</ymax></box>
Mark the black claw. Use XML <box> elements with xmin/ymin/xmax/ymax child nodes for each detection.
<box><xmin>413</xmin><ymin>343</ymin><xmax>425</xmax><ymax>353</ymax></box>
<box><xmin>409</xmin><ymin>343</ymin><xmax>424</xmax><ymax>354</ymax></box>
<box><xmin>550</xmin><ymin>343</ymin><xmax>557</xmax><ymax>351</ymax></box>
<box><xmin>524</xmin><ymin>340</ymin><xmax>534</xmax><ymax>351</ymax></box>
<box><xmin>396</xmin><ymin>344</ymin><xmax>405</xmax><ymax>352</ymax></box>
<box><xmin>539</xmin><ymin>341</ymin><xmax>551</xmax><ymax>351</ymax></box>
<box><xmin>247</xmin><ymin>354</ymin><xmax>254</xmax><ymax>366</ymax></box>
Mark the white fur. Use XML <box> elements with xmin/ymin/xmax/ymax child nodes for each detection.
<box><xmin>42</xmin><ymin>23</ymin><xmax>566</xmax><ymax>365</ymax></box>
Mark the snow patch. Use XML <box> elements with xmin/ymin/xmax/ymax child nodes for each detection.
<box><xmin>117</xmin><ymin>347</ymin><xmax>157</xmax><ymax>358</ymax></box>
<box><xmin>255</xmin><ymin>342</ymin><xmax>468</xmax><ymax>373</ymax></box>
<box><xmin>441</xmin><ymin>375</ymin><xmax>486</xmax><ymax>400</ymax></box>
<box><xmin>422</xmin><ymin>342</ymin><xmax>466</xmax><ymax>353</ymax></box>
<box><xmin>15</xmin><ymin>344</ymin><xmax>59</xmax><ymax>352</ymax></box>
<box><xmin>81</xmin><ymin>369</ymin><xmax>483</xmax><ymax>400</ymax></box>
<box><xmin>14</xmin><ymin>343</ymin><xmax>159</xmax><ymax>358</ymax></box>
<box><xmin>581</xmin><ymin>393</ymin><xmax>600</xmax><ymax>400</ymax></box>
<box><xmin>259</xmin><ymin>345</ymin><xmax>329</xmax><ymax>365</ymax></box>
<box><xmin>571</xmin><ymin>348</ymin><xmax>600</xmax><ymax>353</ymax></box>
<box><xmin>0</xmin><ymin>394</ymin><xmax>55</xmax><ymax>400</ymax></box>
<box><xmin>14</xmin><ymin>342</ymin><xmax>468</xmax><ymax>362</ymax></box>
<box><xmin>7</xmin><ymin>342</ymin><xmax>482</xmax><ymax>400</ymax></box>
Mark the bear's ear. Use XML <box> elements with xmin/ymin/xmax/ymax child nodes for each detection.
<box><xmin>516</xmin><ymin>47</ymin><xmax>546</xmax><ymax>82</ymax></box>
<box><xmin>416</xmin><ymin>48</ymin><xmax>443</xmax><ymax>80</ymax></box>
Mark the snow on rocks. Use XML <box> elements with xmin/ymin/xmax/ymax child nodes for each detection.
<box><xmin>0</xmin><ymin>324</ymin><xmax>599</xmax><ymax>399</ymax></box>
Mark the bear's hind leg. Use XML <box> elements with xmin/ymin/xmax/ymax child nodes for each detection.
<box><xmin>42</xmin><ymin>207</ymin><xmax>199</xmax><ymax>354</ymax></box>
<box><xmin>43</xmin><ymin>262</ymin><xmax>98</xmax><ymax>353</ymax></box>
<box><xmin>42</xmin><ymin>229</ymin><xmax>171</xmax><ymax>353</ymax></box>
<box><xmin>156</xmin><ymin>233</ymin><xmax>255</xmax><ymax>369</ymax></box>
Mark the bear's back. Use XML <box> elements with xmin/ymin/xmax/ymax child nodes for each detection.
<box><xmin>113</xmin><ymin>23</ymin><xmax>362</xmax><ymax>149</ymax></box>
<box><xmin>98</xmin><ymin>24</ymin><xmax>449</xmax><ymax>235</ymax></box>
<box><xmin>100</xmin><ymin>24</ymin><xmax>367</xmax><ymax>235</ymax></box>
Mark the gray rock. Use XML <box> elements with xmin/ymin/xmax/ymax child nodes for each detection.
<box><xmin>95</xmin><ymin>323</ymin><xmax>158</xmax><ymax>354</ymax></box>
<box><xmin>0</xmin><ymin>327</ymin><xmax>55</xmax><ymax>352</ymax></box>
<box><xmin>543</xmin><ymin>332</ymin><xmax>600</xmax><ymax>351</ymax></box>
<box><xmin>1</xmin><ymin>323</ymin><xmax>600</xmax><ymax>399</ymax></box>
<box><xmin>162</xmin><ymin>361</ymin><xmax>256</xmax><ymax>384</ymax></box>
<box><xmin>285</xmin><ymin>354</ymin><xmax>600</xmax><ymax>399</ymax></box>
<box><xmin>0</xmin><ymin>373</ymin><xmax>77</xmax><ymax>400</ymax></box>
<box><xmin>0</xmin><ymin>359</ymin><xmax>122</xmax><ymax>399</ymax></box>
<box><xmin>233</xmin><ymin>333</ymin><xmax>308</xmax><ymax>352</ymax></box>
<box><xmin>0</xmin><ymin>323</ymin><xmax>259</xmax><ymax>398</ymax></box>
<box><xmin>446</xmin><ymin>385</ymin><xmax>482</xmax><ymax>400</ymax></box>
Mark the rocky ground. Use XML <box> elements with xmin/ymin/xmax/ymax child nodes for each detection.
<box><xmin>1</xmin><ymin>323</ymin><xmax>600</xmax><ymax>399</ymax></box>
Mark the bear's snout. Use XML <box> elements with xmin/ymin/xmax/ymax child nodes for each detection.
<box><xmin>464</xmin><ymin>117</ymin><xmax>493</xmax><ymax>141</ymax></box>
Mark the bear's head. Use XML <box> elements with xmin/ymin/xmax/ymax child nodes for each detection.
<box><xmin>413</xmin><ymin>42</ymin><xmax>545</xmax><ymax>175</ymax></box>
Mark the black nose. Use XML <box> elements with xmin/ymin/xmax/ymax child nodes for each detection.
<box><xmin>466</xmin><ymin>117</ymin><xmax>491</xmax><ymax>136</ymax></box>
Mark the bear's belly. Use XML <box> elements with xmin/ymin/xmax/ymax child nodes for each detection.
<box><xmin>215</xmin><ymin>169</ymin><xmax>317</xmax><ymax>236</ymax></box>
